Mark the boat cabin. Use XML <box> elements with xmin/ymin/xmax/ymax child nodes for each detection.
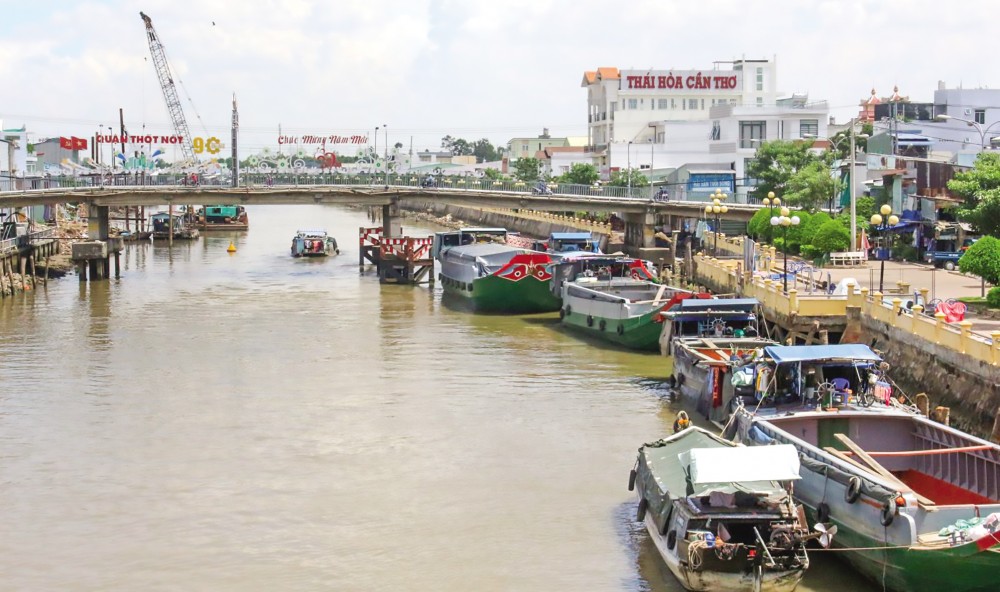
<box><xmin>201</xmin><ymin>205</ymin><xmax>247</xmax><ymax>224</ymax></box>
<box><xmin>660</xmin><ymin>297</ymin><xmax>761</xmax><ymax>344</ymax></box>
<box><xmin>549</xmin><ymin>255</ymin><xmax>657</xmax><ymax>295</ymax></box>
<box><xmin>534</xmin><ymin>232</ymin><xmax>601</xmax><ymax>254</ymax></box>
<box><xmin>432</xmin><ymin>227</ymin><xmax>508</xmax><ymax>259</ymax></box>
<box><xmin>150</xmin><ymin>212</ymin><xmax>188</xmax><ymax>233</ymax></box>
<box><xmin>740</xmin><ymin>344</ymin><xmax>892</xmax><ymax>413</ymax></box>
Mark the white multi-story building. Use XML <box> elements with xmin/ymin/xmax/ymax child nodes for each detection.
<box><xmin>582</xmin><ymin>59</ymin><xmax>779</xmax><ymax>150</ymax></box>
<box><xmin>931</xmin><ymin>84</ymin><xmax>1000</xmax><ymax>153</ymax></box>
<box><xmin>581</xmin><ymin>59</ymin><xmax>830</xmax><ymax>201</ymax></box>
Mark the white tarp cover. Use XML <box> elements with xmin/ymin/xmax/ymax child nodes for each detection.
<box><xmin>687</xmin><ymin>444</ymin><xmax>801</xmax><ymax>484</ymax></box>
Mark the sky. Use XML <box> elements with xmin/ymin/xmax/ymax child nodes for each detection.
<box><xmin>0</xmin><ymin>0</ymin><xmax>995</xmax><ymax>160</ymax></box>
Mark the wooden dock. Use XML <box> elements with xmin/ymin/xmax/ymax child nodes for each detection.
<box><xmin>359</xmin><ymin>226</ymin><xmax>435</xmax><ymax>284</ymax></box>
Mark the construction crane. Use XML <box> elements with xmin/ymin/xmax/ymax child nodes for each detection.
<box><xmin>139</xmin><ymin>11</ymin><xmax>195</xmax><ymax>163</ymax></box>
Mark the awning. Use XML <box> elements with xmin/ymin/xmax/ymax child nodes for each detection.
<box><xmin>686</xmin><ymin>444</ymin><xmax>801</xmax><ymax>484</ymax></box>
<box><xmin>673</xmin><ymin>298</ymin><xmax>759</xmax><ymax>312</ymax></box>
<box><xmin>764</xmin><ymin>344</ymin><xmax>881</xmax><ymax>364</ymax></box>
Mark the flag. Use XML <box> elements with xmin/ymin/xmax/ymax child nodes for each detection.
<box><xmin>71</xmin><ymin>137</ymin><xmax>88</xmax><ymax>150</ymax></box>
<box><xmin>859</xmin><ymin>230</ymin><xmax>870</xmax><ymax>255</ymax></box>
<box><xmin>59</xmin><ymin>137</ymin><xmax>73</xmax><ymax>149</ymax></box>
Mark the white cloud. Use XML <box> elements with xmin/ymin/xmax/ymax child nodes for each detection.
<box><xmin>1</xmin><ymin>0</ymin><xmax>997</xmax><ymax>154</ymax></box>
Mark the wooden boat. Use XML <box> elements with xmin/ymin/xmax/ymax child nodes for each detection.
<box><xmin>557</xmin><ymin>276</ymin><xmax>701</xmax><ymax>351</ymax></box>
<box><xmin>291</xmin><ymin>230</ymin><xmax>339</xmax><ymax>257</ymax></box>
<box><xmin>196</xmin><ymin>205</ymin><xmax>249</xmax><ymax>231</ymax></box>
<box><xmin>630</xmin><ymin>426</ymin><xmax>814</xmax><ymax>591</ymax></box>
<box><xmin>658</xmin><ymin>297</ymin><xmax>766</xmax><ymax>356</ymax></box>
<box><xmin>150</xmin><ymin>212</ymin><xmax>199</xmax><ymax>240</ymax></box>
<box><xmin>733</xmin><ymin>406</ymin><xmax>1000</xmax><ymax>592</ymax></box>
<box><xmin>432</xmin><ymin>228</ymin><xmax>560</xmax><ymax>314</ymax></box>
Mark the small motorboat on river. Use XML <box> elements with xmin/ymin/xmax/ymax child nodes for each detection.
<box><xmin>630</xmin><ymin>426</ymin><xmax>816</xmax><ymax>591</ymax></box>
<box><xmin>150</xmin><ymin>211</ymin><xmax>199</xmax><ymax>240</ymax></box>
<box><xmin>291</xmin><ymin>230</ymin><xmax>339</xmax><ymax>257</ymax></box>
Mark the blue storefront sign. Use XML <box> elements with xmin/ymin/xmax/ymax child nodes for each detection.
<box><xmin>687</xmin><ymin>173</ymin><xmax>735</xmax><ymax>193</ymax></box>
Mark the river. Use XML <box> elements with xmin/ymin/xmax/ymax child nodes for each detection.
<box><xmin>0</xmin><ymin>204</ymin><xmax>875</xmax><ymax>591</ymax></box>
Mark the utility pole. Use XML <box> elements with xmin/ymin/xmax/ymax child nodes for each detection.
<box><xmin>231</xmin><ymin>93</ymin><xmax>239</xmax><ymax>188</ymax></box>
<box><xmin>849</xmin><ymin>118</ymin><xmax>857</xmax><ymax>251</ymax></box>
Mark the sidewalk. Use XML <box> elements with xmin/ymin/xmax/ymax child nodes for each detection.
<box><xmin>819</xmin><ymin>260</ymin><xmax>997</xmax><ymax>336</ymax></box>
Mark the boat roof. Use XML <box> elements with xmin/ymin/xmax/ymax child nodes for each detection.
<box><xmin>550</xmin><ymin>232</ymin><xmax>593</xmax><ymax>240</ymax></box>
<box><xmin>296</xmin><ymin>229</ymin><xmax>328</xmax><ymax>235</ymax></box>
<box><xmin>686</xmin><ymin>444</ymin><xmax>801</xmax><ymax>485</ymax></box>
<box><xmin>674</xmin><ymin>298</ymin><xmax>759</xmax><ymax>312</ymax></box>
<box><xmin>446</xmin><ymin>243</ymin><xmax>524</xmax><ymax>262</ymax></box>
<box><xmin>764</xmin><ymin>343</ymin><xmax>882</xmax><ymax>364</ymax></box>
<box><xmin>640</xmin><ymin>427</ymin><xmax>790</xmax><ymax>497</ymax></box>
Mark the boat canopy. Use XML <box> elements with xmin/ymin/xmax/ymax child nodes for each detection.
<box><xmin>550</xmin><ymin>232</ymin><xmax>592</xmax><ymax>241</ymax></box>
<box><xmin>685</xmin><ymin>444</ymin><xmax>801</xmax><ymax>485</ymax></box>
<box><xmin>296</xmin><ymin>229</ymin><xmax>328</xmax><ymax>236</ymax></box>
<box><xmin>764</xmin><ymin>344</ymin><xmax>882</xmax><ymax>365</ymax></box>
<box><xmin>445</xmin><ymin>243</ymin><xmax>523</xmax><ymax>263</ymax></box>
<box><xmin>673</xmin><ymin>298</ymin><xmax>759</xmax><ymax>313</ymax></box>
<box><xmin>638</xmin><ymin>428</ymin><xmax>788</xmax><ymax>501</ymax></box>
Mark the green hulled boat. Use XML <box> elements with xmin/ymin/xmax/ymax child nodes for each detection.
<box><xmin>558</xmin><ymin>277</ymin><xmax>698</xmax><ymax>351</ymax></box>
<box><xmin>735</xmin><ymin>403</ymin><xmax>1000</xmax><ymax>592</ymax></box>
<box><xmin>433</xmin><ymin>228</ymin><xmax>561</xmax><ymax>314</ymax></box>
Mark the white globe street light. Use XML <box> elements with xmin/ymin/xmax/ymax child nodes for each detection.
<box><xmin>770</xmin><ymin>212</ymin><xmax>801</xmax><ymax>292</ymax></box>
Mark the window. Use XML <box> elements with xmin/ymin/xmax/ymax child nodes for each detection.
<box><xmin>710</xmin><ymin>121</ymin><xmax>721</xmax><ymax>141</ymax></box>
<box><xmin>688</xmin><ymin>98</ymin><xmax>699</xmax><ymax>110</ymax></box>
<box><xmin>658</xmin><ymin>98</ymin><xmax>669</xmax><ymax>109</ymax></box>
<box><xmin>671</xmin><ymin>98</ymin><xmax>677</xmax><ymax>110</ymax></box>
<box><xmin>756</xmin><ymin>67</ymin><xmax>763</xmax><ymax>91</ymax></box>
<box><xmin>975</xmin><ymin>109</ymin><xmax>986</xmax><ymax>125</ymax></box>
<box><xmin>701</xmin><ymin>99</ymin><xmax>705</xmax><ymax>110</ymax></box>
<box><xmin>628</xmin><ymin>98</ymin><xmax>638</xmax><ymax>110</ymax></box>
<box><xmin>610</xmin><ymin>101</ymin><xmax>617</xmax><ymax>112</ymax></box>
<box><xmin>800</xmin><ymin>119</ymin><xmax>819</xmax><ymax>137</ymax></box>
<box><xmin>744</xmin><ymin>158</ymin><xmax>759</xmax><ymax>187</ymax></box>
<box><xmin>739</xmin><ymin>120</ymin><xmax>766</xmax><ymax>149</ymax></box>
<box><xmin>756</xmin><ymin>97</ymin><xmax>764</xmax><ymax>107</ymax></box>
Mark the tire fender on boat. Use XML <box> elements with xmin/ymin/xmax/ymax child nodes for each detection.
<box><xmin>628</xmin><ymin>468</ymin><xmax>637</xmax><ymax>491</ymax></box>
<box><xmin>817</xmin><ymin>502</ymin><xmax>830</xmax><ymax>523</ymax></box>
<box><xmin>599</xmin><ymin>319</ymin><xmax>607</xmax><ymax>332</ymax></box>
<box><xmin>676</xmin><ymin>373</ymin><xmax>686</xmax><ymax>386</ymax></box>
<box><xmin>880</xmin><ymin>499</ymin><xmax>896</xmax><ymax>527</ymax></box>
<box><xmin>616</xmin><ymin>323</ymin><xmax>625</xmax><ymax>335</ymax></box>
<box><xmin>559</xmin><ymin>308</ymin><xmax>566</xmax><ymax>320</ymax></box>
<box><xmin>636</xmin><ymin>498</ymin><xmax>648</xmax><ymax>522</ymax></box>
<box><xmin>845</xmin><ymin>476</ymin><xmax>862</xmax><ymax>504</ymax></box>
<box><xmin>565</xmin><ymin>305</ymin><xmax>572</xmax><ymax>316</ymax></box>
<box><xmin>587</xmin><ymin>315</ymin><xmax>594</xmax><ymax>328</ymax></box>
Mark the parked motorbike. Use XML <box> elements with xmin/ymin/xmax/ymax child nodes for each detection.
<box><xmin>532</xmin><ymin>182</ymin><xmax>553</xmax><ymax>196</ymax></box>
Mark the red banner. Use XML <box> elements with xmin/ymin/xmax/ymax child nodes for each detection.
<box><xmin>72</xmin><ymin>137</ymin><xmax>88</xmax><ymax>150</ymax></box>
<box><xmin>59</xmin><ymin>137</ymin><xmax>73</xmax><ymax>149</ymax></box>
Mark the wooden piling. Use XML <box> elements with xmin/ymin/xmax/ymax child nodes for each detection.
<box><xmin>914</xmin><ymin>392</ymin><xmax>930</xmax><ymax>417</ymax></box>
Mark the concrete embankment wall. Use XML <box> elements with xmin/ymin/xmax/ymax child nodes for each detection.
<box><xmin>846</xmin><ymin>306</ymin><xmax>1000</xmax><ymax>437</ymax></box>
<box><xmin>400</xmin><ymin>201</ymin><xmax>615</xmax><ymax>245</ymax></box>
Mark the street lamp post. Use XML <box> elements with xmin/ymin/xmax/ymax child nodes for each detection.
<box><xmin>769</xmin><ymin>206</ymin><xmax>801</xmax><ymax>292</ymax></box>
<box><xmin>761</xmin><ymin>191</ymin><xmax>780</xmax><ymax>242</ymax></box>
<box><xmin>374</xmin><ymin>126</ymin><xmax>379</xmax><ymax>181</ymax></box>
<box><xmin>383</xmin><ymin>124</ymin><xmax>388</xmax><ymax>185</ymax></box>
<box><xmin>627</xmin><ymin>141</ymin><xmax>633</xmax><ymax>197</ymax></box>
<box><xmin>870</xmin><ymin>204</ymin><xmax>899</xmax><ymax>294</ymax></box>
<box><xmin>936</xmin><ymin>114</ymin><xmax>1000</xmax><ymax>150</ymax></box>
<box><xmin>703</xmin><ymin>188</ymin><xmax>728</xmax><ymax>255</ymax></box>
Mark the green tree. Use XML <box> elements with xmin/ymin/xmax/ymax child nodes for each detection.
<box><xmin>786</xmin><ymin>210</ymin><xmax>812</xmax><ymax>253</ymax></box>
<box><xmin>801</xmin><ymin>211</ymin><xmax>832</xmax><ymax>244</ymax></box>
<box><xmin>746</xmin><ymin>140</ymin><xmax>818</xmax><ymax>199</ymax></box>
<box><xmin>947</xmin><ymin>152</ymin><xmax>1000</xmax><ymax>236</ymax></box>
<box><xmin>827</xmin><ymin>122</ymin><xmax>873</xmax><ymax>159</ymax></box>
<box><xmin>441</xmin><ymin>135</ymin><xmax>473</xmax><ymax>156</ymax></box>
<box><xmin>513</xmin><ymin>157</ymin><xmax>541</xmax><ymax>182</ymax></box>
<box><xmin>812</xmin><ymin>219</ymin><xmax>851</xmax><ymax>254</ymax></box>
<box><xmin>748</xmin><ymin>208</ymin><xmax>775</xmax><ymax>242</ymax></box>
<box><xmin>607</xmin><ymin>168</ymin><xmax>649</xmax><ymax>187</ymax></box>
<box><xmin>958</xmin><ymin>235</ymin><xmax>1000</xmax><ymax>296</ymax></box>
<box><xmin>483</xmin><ymin>167</ymin><xmax>502</xmax><ymax>181</ymax></box>
<box><xmin>783</xmin><ymin>161</ymin><xmax>842</xmax><ymax>210</ymax></box>
<box><xmin>560</xmin><ymin>163</ymin><xmax>599</xmax><ymax>185</ymax></box>
<box><xmin>471</xmin><ymin>138</ymin><xmax>499</xmax><ymax>163</ymax></box>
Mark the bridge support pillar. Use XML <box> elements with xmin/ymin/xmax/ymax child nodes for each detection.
<box><xmin>74</xmin><ymin>204</ymin><xmax>122</xmax><ymax>282</ymax></box>
<box><xmin>622</xmin><ymin>210</ymin><xmax>674</xmax><ymax>274</ymax></box>
<box><xmin>382</xmin><ymin>201</ymin><xmax>402</xmax><ymax>239</ymax></box>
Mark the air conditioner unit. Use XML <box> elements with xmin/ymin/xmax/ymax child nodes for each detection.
<box><xmin>964</xmin><ymin>109</ymin><xmax>972</xmax><ymax>116</ymax></box>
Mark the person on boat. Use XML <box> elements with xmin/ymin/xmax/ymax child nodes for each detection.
<box><xmin>653</xmin><ymin>227</ymin><xmax>671</xmax><ymax>248</ymax></box>
<box><xmin>673</xmin><ymin>411</ymin><xmax>691</xmax><ymax>433</ymax></box>
<box><xmin>744</xmin><ymin>324</ymin><xmax>757</xmax><ymax>337</ymax></box>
